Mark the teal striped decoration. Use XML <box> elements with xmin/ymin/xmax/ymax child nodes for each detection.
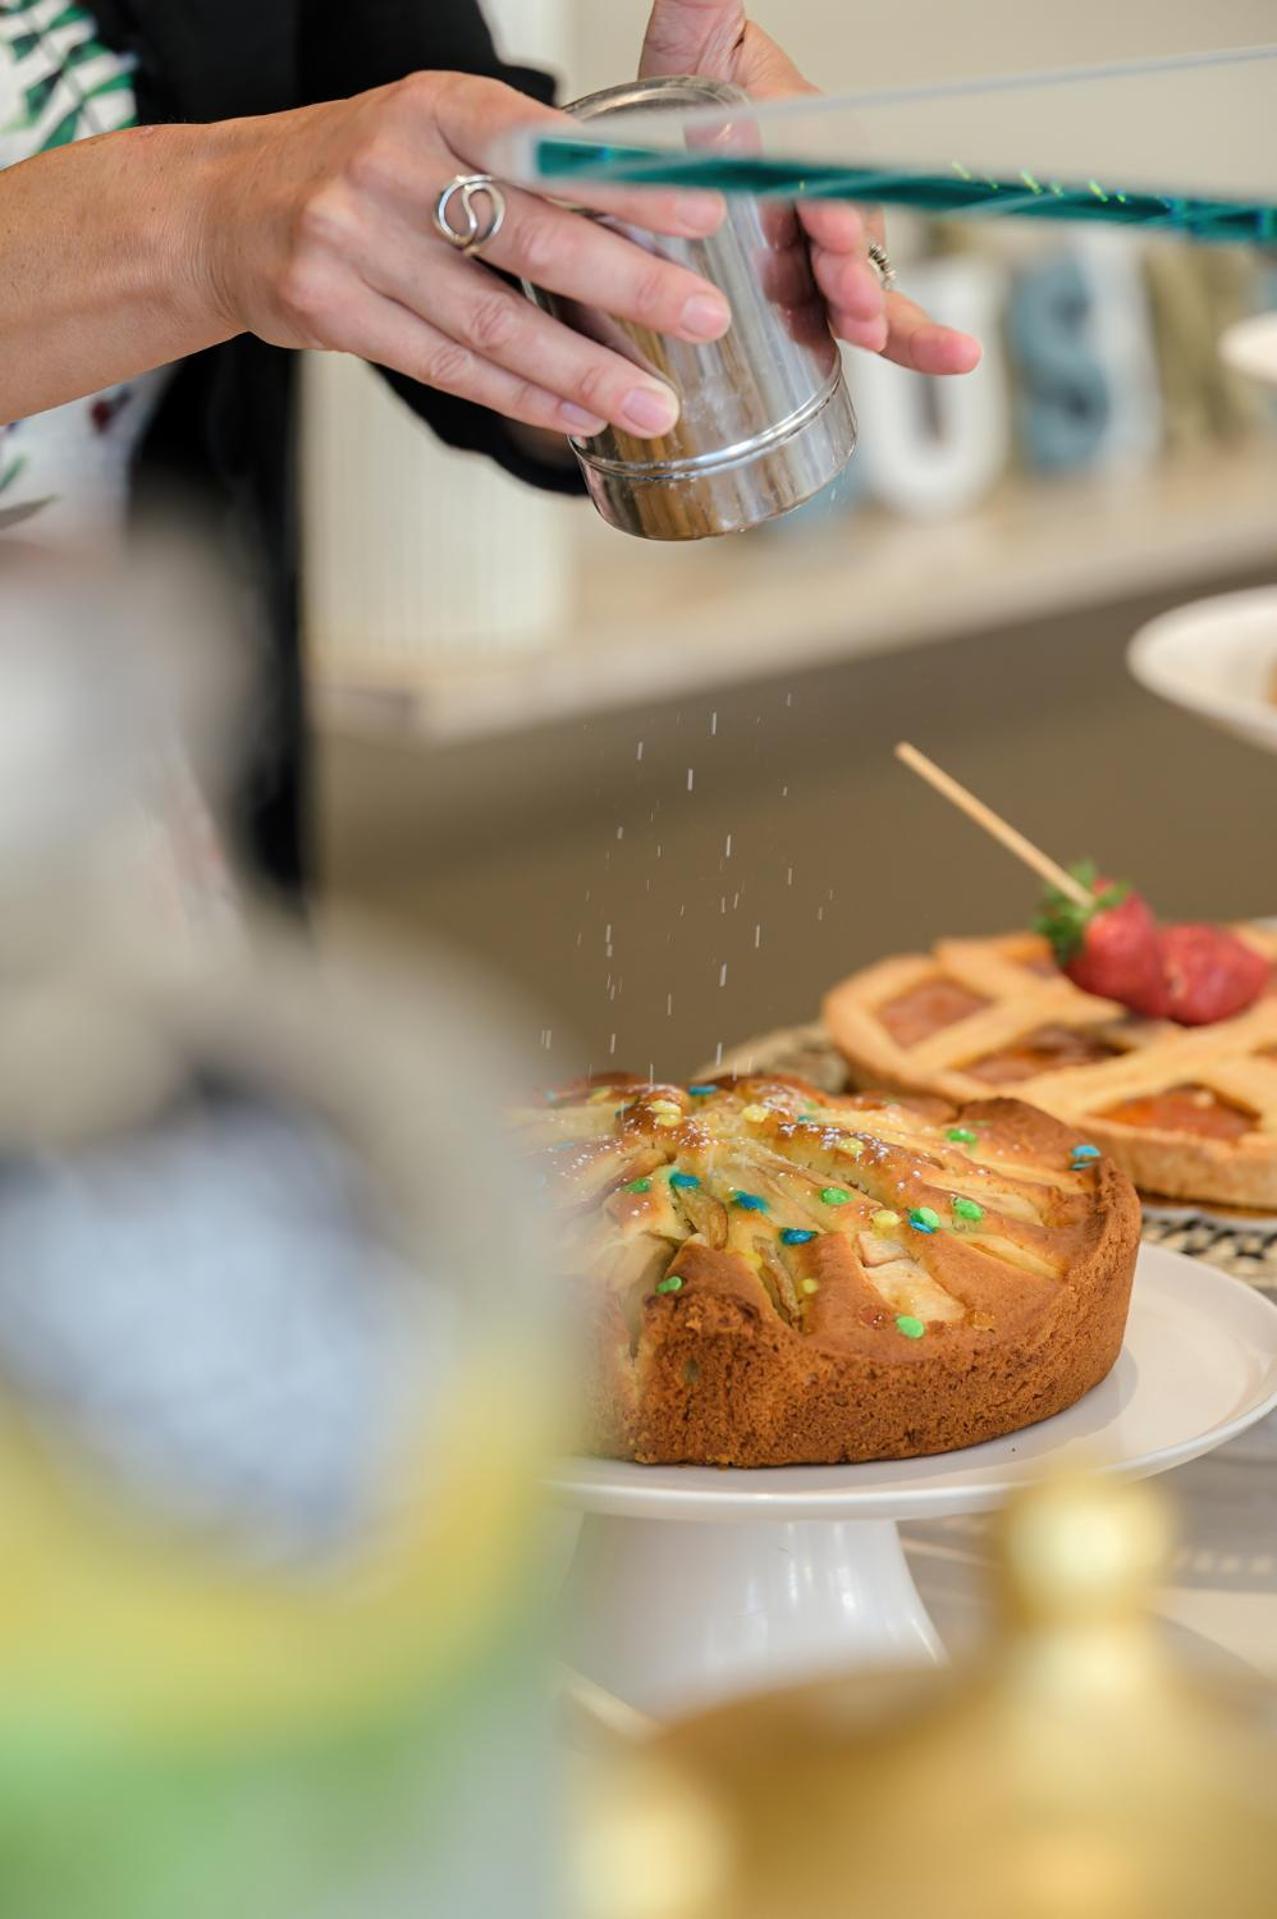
<box><xmin>533</xmin><ymin>142</ymin><xmax>1277</xmax><ymax>246</ymax></box>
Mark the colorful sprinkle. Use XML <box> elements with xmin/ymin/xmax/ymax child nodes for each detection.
<box><xmin>946</xmin><ymin>1127</ymin><xmax>977</xmax><ymax>1145</ymax></box>
<box><xmin>780</xmin><ymin>1227</ymin><xmax>818</xmax><ymax>1246</ymax></box>
<box><xmin>669</xmin><ymin>1171</ymin><xmax>700</xmax><ymax>1190</ymax></box>
<box><xmin>841</xmin><ymin>1139</ymin><xmax>865</xmax><ymax>1161</ymax></box>
<box><xmin>741</xmin><ymin>1104</ymin><xmax>771</xmax><ymax>1123</ymax></box>
<box><xmin>655</xmin><ymin>1275</ymin><xmax>684</xmax><ymax>1294</ymax></box>
<box><xmin>820</xmin><ymin>1186</ymin><xmax>853</xmax><ymax>1207</ymax></box>
<box><xmin>1070</xmin><ymin>1142</ymin><xmax>1101</xmax><ymax>1164</ymax></box>
<box><xmin>732</xmin><ymin>1191</ymin><xmax>769</xmax><ymax>1213</ymax></box>
<box><xmin>688</xmin><ymin>1084</ymin><xmax>717</xmax><ymax>1097</ymax></box>
<box><xmin>896</xmin><ymin>1314</ymin><xmax>926</xmax><ymax>1340</ymax></box>
<box><xmin>952</xmin><ymin>1197</ymin><xmax>984</xmax><ymax>1223</ymax></box>
<box><xmin>625</xmin><ymin>1177</ymin><xmax>652</xmax><ymax>1194</ymax></box>
<box><xmin>909</xmin><ymin>1206</ymin><xmax>941</xmax><ymax>1234</ymax></box>
<box><xmin>871</xmin><ymin>1210</ymin><xmax>901</xmax><ymax>1233</ymax></box>
<box><xmin>800</xmin><ymin>1277</ymin><xmax>820</xmax><ymax>1296</ymax></box>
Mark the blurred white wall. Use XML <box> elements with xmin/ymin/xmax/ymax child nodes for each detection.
<box><xmin>302</xmin><ymin>0</ymin><xmax>576</xmax><ymax>670</ymax></box>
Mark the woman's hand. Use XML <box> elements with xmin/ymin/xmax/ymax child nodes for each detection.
<box><xmin>640</xmin><ymin>0</ymin><xmax>982</xmax><ymax>376</ymax></box>
<box><xmin>203</xmin><ymin>73</ymin><xmax>736</xmax><ymax>440</ymax></box>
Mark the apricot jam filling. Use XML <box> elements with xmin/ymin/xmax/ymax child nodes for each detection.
<box><xmin>878</xmin><ymin>978</ymin><xmax>989</xmax><ymax>1046</ymax></box>
<box><xmin>1101</xmin><ymin>1084</ymin><xmax>1255</xmax><ymax>1141</ymax></box>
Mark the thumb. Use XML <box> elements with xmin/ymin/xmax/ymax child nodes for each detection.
<box><xmin>640</xmin><ymin>0</ymin><xmax>747</xmax><ymax>80</ymax></box>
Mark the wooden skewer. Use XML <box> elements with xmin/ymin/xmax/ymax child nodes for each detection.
<box><xmin>894</xmin><ymin>742</ymin><xmax>1093</xmax><ymax>908</ymax></box>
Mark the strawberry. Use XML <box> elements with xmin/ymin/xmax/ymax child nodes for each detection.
<box><xmin>1036</xmin><ymin>863</ymin><xmax>1168</xmax><ymax>1016</ymax></box>
<box><xmin>1158</xmin><ymin>923</ymin><xmax>1269</xmax><ymax>1026</ymax></box>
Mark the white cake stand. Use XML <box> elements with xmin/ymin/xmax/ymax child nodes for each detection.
<box><xmin>555</xmin><ymin>1245</ymin><xmax>1277</xmax><ymax>1718</ymax></box>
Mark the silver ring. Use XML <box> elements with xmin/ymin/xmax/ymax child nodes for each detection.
<box><xmin>434</xmin><ymin>174</ymin><xmax>507</xmax><ymax>258</ymax></box>
<box><xmin>866</xmin><ymin>240</ymin><xmax>896</xmax><ymax>290</ymax></box>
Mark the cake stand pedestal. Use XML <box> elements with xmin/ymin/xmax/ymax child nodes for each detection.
<box><xmin>554</xmin><ymin>1246</ymin><xmax>1277</xmax><ymax>1720</ymax></box>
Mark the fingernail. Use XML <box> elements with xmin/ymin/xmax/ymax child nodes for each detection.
<box><xmin>676</xmin><ymin>191</ymin><xmax>726</xmax><ymax>233</ymax></box>
<box><xmin>561</xmin><ymin>403</ymin><xmax>607</xmax><ymax>435</ymax></box>
<box><xmin>680</xmin><ymin>293</ymin><xmax>731</xmax><ymax>339</ymax></box>
<box><xmin>622</xmin><ymin>385</ymin><xmax>680</xmax><ymax>435</ymax></box>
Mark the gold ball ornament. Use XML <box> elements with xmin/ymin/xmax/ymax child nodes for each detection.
<box><xmin>578</xmin><ymin>1472</ymin><xmax>1277</xmax><ymax>1919</ymax></box>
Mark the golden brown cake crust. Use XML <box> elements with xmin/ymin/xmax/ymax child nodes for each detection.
<box><xmin>519</xmin><ymin>1074</ymin><xmax>1141</xmax><ymax>1468</ymax></box>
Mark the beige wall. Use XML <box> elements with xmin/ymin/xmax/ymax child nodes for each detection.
<box><xmin>567</xmin><ymin>2</ymin><xmax>1276</xmax><ymax>94</ymax></box>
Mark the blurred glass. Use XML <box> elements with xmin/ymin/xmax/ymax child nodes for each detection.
<box><xmin>0</xmin><ymin>541</ymin><xmax>564</xmax><ymax>1919</ymax></box>
<box><xmin>503</xmin><ymin>46</ymin><xmax>1277</xmax><ymax>237</ymax></box>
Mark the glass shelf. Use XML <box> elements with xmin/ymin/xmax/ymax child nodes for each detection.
<box><xmin>497</xmin><ymin>46</ymin><xmax>1277</xmax><ymax>242</ymax></box>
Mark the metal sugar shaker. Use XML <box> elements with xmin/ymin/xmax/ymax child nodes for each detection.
<box><xmin>526</xmin><ymin>77</ymin><xmax>857</xmax><ymax>541</ymax></box>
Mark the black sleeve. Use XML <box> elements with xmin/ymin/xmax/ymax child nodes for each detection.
<box><xmin>298</xmin><ymin>0</ymin><xmax>585</xmax><ymax>496</ymax></box>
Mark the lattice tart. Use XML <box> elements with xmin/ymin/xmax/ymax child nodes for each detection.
<box><xmin>519</xmin><ymin>1075</ymin><xmax>1139</xmax><ymax>1467</ymax></box>
<box><xmin>825</xmin><ymin>928</ymin><xmax>1277</xmax><ymax>1211</ymax></box>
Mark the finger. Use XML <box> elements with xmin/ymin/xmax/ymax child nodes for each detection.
<box><xmin>640</xmin><ymin>0</ymin><xmax>749</xmax><ymax>80</ymax></box>
<box><xmin>464</xmin><ymin>186</ymin><xmax>733</xmax><ymax>345</ymax></box>
<box><xmin>389</xmin><ymin>253</ymin><xmax>688</xmax><ymax>437</ymax></box>
<box><xmin>880</xmin><ymin>291</ymin><xmax>983</xmax><ymax>376</ymax></box>
<box><xmin>430</xmin><ymin>74</ymin><xmax>725</xmax><ymax>237</ymax></box>
<box><xmin>797</xmin><ymin>200</ymin><xmax>866</xmax><ymax>255</ymax></box>
<box><xmin>828</xmin><ymin>308</ymin><xmax>889</xmax><ymax>356</ymax></box>
<box><xmin>333</xmin><ymin>283</ymin><xmax>612</xmax><ymax>436</ymax></box>
<box><xmin>813</xmin><ymin>245</ymin><xmax>885</xmax><ymax>325</ymax></box>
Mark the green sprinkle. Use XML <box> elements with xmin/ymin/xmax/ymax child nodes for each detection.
<box><xmin>896</xmin><ymin>1314</ymin><xmax>926</xmax><ymax>1340</ymax></box>
<box><xmin>732</xmin><ymin>1191</ymin><xmax>768</xmax><ymax>1213</ymax></box>
<box><xmin>688</xmin><ymin>1083</ymin><xmax>717</xmax><ymax>1097</ymax></box>
<box><xmin>871</xmin><ymin>1210</ymin><xmax>901</xmax><ymax>1233</ymax></box>
<box><xmin>800</xmin><ymin>1277</ymin><xmax>820</xmax><ymax>1296</ymax></box>
<box><xmin>655</xmin><ymin>1275</ymin><xmax>684</xmax><ymax>1294</ymax></box>
<box><xmin>1088</xmin><ymin>178</ymin><xmax>1109</xmax><ymax>202</ymax></box>
<box><xmin>780</xmin><ymin>1227</ymin><xmax>817</xmax><ymax>1246</ymax></box>
<box><xmin>669</xmin><ymin>1171</ymin><xmax>700</xmax><ymax>1190</ymax></box>
<box><xmin>951</xmin><ymin>159</ymin><xmax>973</xmax><ymax>180</ymax></box>
<box><xmin>909</xmin><ymin>1206</ymin><xmax>941</xmax><ymax>1234</ymax></box>
<box><xmin>1020</xmin><ymin>169</ymin><xmax>1042</xmax><ymax>193</ymax></box>
<box><xmin>952</xmin><ymin>1197</ymin><xmax>984</xmax><ymax>1222</ymax></box>
<box><xmin>946</xmin><ymin>1127</ymin><xmax>977</xmax><ymax>1145</ymax></box>
<box><xmin>820</xmin><ymin>1187</ymin><xmax>852</xmax><ymax>1207</ymax></box>
<box><xmin>625</xmin><ymin>1177</ymin><xmax>652</xmax><ymax>1194</ymax></box>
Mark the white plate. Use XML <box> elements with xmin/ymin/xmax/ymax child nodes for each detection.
<box><xmin>554</xmin><ymin>1243</ymin><xmax>1277</xmax><ymax>1523</ymax></box>
<box><xmin>1127</xmin><ymin>587</ymin><xmax>1277</xmax><ymax>757</ymax></box>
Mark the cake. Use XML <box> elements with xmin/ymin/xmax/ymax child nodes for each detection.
<box><xmin>519</xmin><ymin>1073</ymin><xmax>1141</xmax><ymax>1467</ymax></box>
<box><xmin>824</xmin><ymin>927</ymin><xmax>1277</xmax><ymax>1210</ymax></box>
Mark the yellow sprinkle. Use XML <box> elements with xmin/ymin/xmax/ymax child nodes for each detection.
<box><xmin>801</xmin><ymin>1277</ymin><xmax>820</xmax><ymax>1296</ymax></box>
<box><xmin>872</xmin><ymin>1210</ymin><xmax>901</xmax><ymax>1234</ymax></box>
<box><xmin>588</xmin><ymin>1088</ymin><xmax>617</xmax><ymax>1104</ymax></box>
<box><xmin>841</xmin><ymin>1139</ymin><xmax>864</xmax><ymax>1160</ymax></box>
<box><xmin>741</xmin><ymin>1104</ymin><xmax>771</xmax><ymax>1123</ymax></box>
<box><xmin>654</xmin><ymin>1114</ymin><xmax>681</xmax><ymax>1129</ymax></box>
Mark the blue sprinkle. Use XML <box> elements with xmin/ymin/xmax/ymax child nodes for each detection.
<box><xmin>732</xmin><ymin>1191</ymin><xmax>769</xmax><ymax>1213</ymax></box>
<box><xmin>688</xmin><ymin>1084</ymin><xmax>718</xmax><ymax>1097</ymax></box>
<box><xmin>669</xmin><ymin>1171</ymin><xmax>701</xmax><ymax>1190</ymax></box>
<box><xmin>780</xmin><ymin>1228</ymin><xmax>817</xmax><ymax>1246</ymax></box>
<box><xmin>1070</xmin><ymin>1143</ymin><xmax>1101</xmax><ymax>1164</ymax></box>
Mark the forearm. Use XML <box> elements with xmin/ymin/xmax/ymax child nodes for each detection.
<box><xmin>0</xmin><ymin>122</ymin><xmax>238</xmax><ymax>421</ymax></box>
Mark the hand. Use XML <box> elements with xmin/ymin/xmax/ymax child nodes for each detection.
<box><xmin>202</xmin><ymin>73</ymin><xmax>735</xmax><ymax>439</ymax></box>
<box><xmin>640</xmin><ymin>0</ymin><xmax>982</xmax><ymax>375</ymax></box>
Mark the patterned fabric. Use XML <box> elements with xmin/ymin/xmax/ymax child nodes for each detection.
<box><xmin>0</xmin><ymin>0</ymin><xmax>169</xmax><ymax>536</ymax></box>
